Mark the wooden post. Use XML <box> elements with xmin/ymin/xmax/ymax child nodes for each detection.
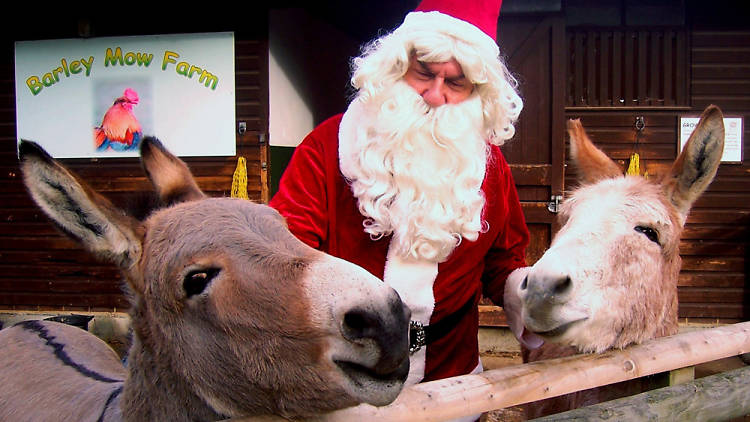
<box><xmin>669</xmin><ymin>366</ymin><xmax>695</xmax><ymax>386</ymax></box>
<box><xmin>530</xmin><ymin>366</ymin><xmax>750</xmax><ymax>421</ymax></box>
<box><xmin>230</xmin><ymin>322</ymin><xmax>750</xmax><ymax>422</ymax></box>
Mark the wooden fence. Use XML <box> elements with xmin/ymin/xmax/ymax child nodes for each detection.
<box><xmin>533</xmin><ymin>365</ymin><xmax>750</xmax><ymax>421</ymax></box>
<box><xmin>233</xmin><ymin>321</ymin><xmax>750</xmax><ymax>422</ymax></box>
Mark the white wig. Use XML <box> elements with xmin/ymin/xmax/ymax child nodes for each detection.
<box><xmin>350</xmin><ymin>11</ymin><xmax>523</xmax><ymax>145</ymax></box>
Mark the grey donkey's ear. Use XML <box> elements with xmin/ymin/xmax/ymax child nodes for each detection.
<box><xmin>662</xmin><ymin>105</ymin><xmax>725</xmax><ymax>224</ymax></box>
<box><xmin>139</xmin><ymin>137</ymin><xmax>206</xmax><ymax>206</ymax></box>
<box><xmin>19</xmin><ymin>140</ymin><xmax>142</xmax><ymax>269</ymax></box>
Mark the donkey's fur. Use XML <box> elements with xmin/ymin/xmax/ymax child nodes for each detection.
<box><xmin>509</xmin><ymin>105</ymin><xmax>725</xmax><ymax>417</ymax></box>
<box><xmin>0</xmin><ymin>138</ymin><xmax>411</xmax><ymax>421</ymax></box>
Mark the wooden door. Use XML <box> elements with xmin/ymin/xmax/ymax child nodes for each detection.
<box><xmin>499</xmin><ymin>14</ymin><xmax>566</xmax><ymax>265</ymax></box>
<box><xmin>480</xmin><ymin>14</ymin><xmax>566</xmax><ymax>326</ymax></box>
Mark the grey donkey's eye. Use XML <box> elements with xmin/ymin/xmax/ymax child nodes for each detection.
<box><xmin>183</xmin><ymin>268</ymin><xmax>220</xmax><ymax>297</ymax></box>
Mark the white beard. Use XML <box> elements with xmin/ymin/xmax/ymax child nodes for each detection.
<box><xmin>339</xmin><ymin>80</ymin><xmax>489</xmax><ymax>262</ymax></box>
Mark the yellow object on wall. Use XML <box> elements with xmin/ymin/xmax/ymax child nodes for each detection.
<box><xmin>626</xmin><ymin>152</ymin><xmax>640</xmax><ymax>176</ymax></box>
<box><xmin>231</xmin><ymin>156</ymin><xmax>249</xmax><ymax>199</ymax></box>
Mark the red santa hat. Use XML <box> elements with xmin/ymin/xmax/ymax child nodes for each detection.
<box><xmin>398</xmin><ymin>0</ymin><xmax>503</xmax><ymax>54</ymax></box>
<box><xmin>414</xmin><ymin>0</ymin><xmax>502</xmax><ymax>41</ymax></box>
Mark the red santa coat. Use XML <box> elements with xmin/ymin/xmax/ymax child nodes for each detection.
<box><xmin>270</xmin><ymin>113</ymin><xmax>529</xmax><ymax>382</ymax></box>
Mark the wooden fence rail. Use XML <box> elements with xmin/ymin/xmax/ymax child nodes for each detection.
<box><xmin>233</xmin><ymin>321</ymin><xmax>750</xmax><ymax>422</ymax></box>
<box><xmin>531</xmin><ymin>365</ymin><xmax>750</xmax><ymax>421</ymax></box>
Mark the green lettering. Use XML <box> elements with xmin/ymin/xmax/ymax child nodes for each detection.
<box><xmin>41</xmin><ymin>73</ymin><xmax>55</xmax><ymax>87</ymax></box>
<box><xmin>80</xmin><ymin>56</ymin><xmax>94</xmax><ymax>76</ymax></box>
<box><xmin>26</xmin><ymin>76</ymin><xmax>43</xmax><ymax>95</ymax></box>
<box><xmin>52</xmin><ymin>67</ymin><xmax>63</xmax><ymax>82</ymax></box>
<box><xmin>162</xmin><ymin>50</ymin><xmax>178</xmax><ymax>70</ymax></box>
<box><xmin>124</xmin><ymin>52</ymin><xmax>136</xmax><ymax>65</ymax></box>
<box><xmin>188</xmin><ymin>65</ymin><xmax>202</xmax><ymax>78</ymax></box>
<box><xmin>137</xmin><ymin>52</ymin><xmax>153</xmax><ymax>67</ymax></box>
<box><xmin>199</xmin><ymin>70</ymin><xmax>218</xmax><ymax>90</ymax></box>
<box><xmin>176</xmin><ymin>61</ymin><xmax>189</xmax><ymax>76</ymax></box>
<box><xmin>70</xmin><ymin>61</ymin><xmax>81</xmax><ymax>74</ymax></box>
<box><xmin>104</xmin><ymin>47</ymin><xmax>124</xmax><ymax>67</ymax></box>
<box><xmin>61</xmin><ymin>58</ymin><xmax>70</xmax><ymax>77</ymax></box>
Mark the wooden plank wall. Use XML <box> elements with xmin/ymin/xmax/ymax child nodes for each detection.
<box><xmin>0</xmin><ymin>37</ymin><xmax>268</xmax><ymax>311</ymax></box>
<box><xmin>565</xmin><ymin>29</ymin><xmax>750</xmax><ymax>323</ymax></box>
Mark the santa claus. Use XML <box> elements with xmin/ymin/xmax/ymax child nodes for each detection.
<box><xmin>270</xmin><ymin>0</ymin><xmax>531</xmax><ymax>405</ymax></box>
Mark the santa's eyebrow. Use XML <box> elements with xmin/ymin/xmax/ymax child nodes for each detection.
<box><xmin>416</xmin><ymin>60</ymin><xmax>468</xmax><ymax>82</ymax></box>
<box><xmin>416</xmin><ymin>60</ymin><xmax>435</xmax><ymax>75</ymax></box>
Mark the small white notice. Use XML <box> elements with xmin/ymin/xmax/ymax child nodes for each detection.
<box><xmin>680</xmin><ymin>116</ymin><xmax>743</xmax><ymax>163</ymax></box>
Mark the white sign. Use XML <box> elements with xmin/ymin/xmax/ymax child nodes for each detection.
<box><xmin>15</xmin><ymin>32</ymin><xmax>236</xmax><ymax>158</ymax></box>
<box><xmin>680</xmin><ymin>116</ymin><xmax>743</xmax><ymax>163</ymax></box>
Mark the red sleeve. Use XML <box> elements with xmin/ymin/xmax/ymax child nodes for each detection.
<box><xmin>269</xmin><ymin>130</ymin><xmax>330</xmax><ymax>249</ymax></box>
<box><xmin>481</xmin><ymin>152</ymin><xmax>530</xmax><ymax>306</ymax></box>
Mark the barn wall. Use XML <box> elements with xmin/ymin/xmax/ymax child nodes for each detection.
<box><xmin>565</xmin><ymin>28</ymin><xmax>750</xmax><ymax>323</ymax></box>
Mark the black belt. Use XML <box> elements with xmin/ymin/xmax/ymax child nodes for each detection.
<box><xmin>409</xmin><ymin>297</ymin><xmax>475</xmax><ymax>354</ymax></box>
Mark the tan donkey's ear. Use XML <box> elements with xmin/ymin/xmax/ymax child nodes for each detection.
<box><xmin>662</xmin><ymin>105</ymin><xmax>725</xmax><ymax>223</ymax></box>
<box><xmin>19</xmin><ymin>140</ymin><xmax>142</xmax><ymax>270</ymax></box>
<box><xmin>567</xmin><ymin>119</ymin><xmax>623</xmax><ymax>185</ymax></box>
<box><xmin>140</xmin><ymin>137</ymin><xmax>206</xmax><ymax>205</ymax></box>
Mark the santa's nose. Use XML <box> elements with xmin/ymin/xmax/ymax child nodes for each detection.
<box><xmin>421</xmin><ymin>80</ymin><xmax>449</xmax><ymax>107</ymax></box>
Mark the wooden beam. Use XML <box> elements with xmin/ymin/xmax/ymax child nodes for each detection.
<box><xmin>231</xmin><ymin>322</ymin><xmax>750</xmax><ymax>422</ymax></box>
<box><xmin>530</xmin><ymin>366</ymin><xmax>750</xmax><ymax>421</ymax></box>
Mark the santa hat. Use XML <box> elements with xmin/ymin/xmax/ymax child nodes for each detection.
<box><xmin>397</xmin><ymin>0</ymin><xmax>503</xmax><ymax>55</ymax></box>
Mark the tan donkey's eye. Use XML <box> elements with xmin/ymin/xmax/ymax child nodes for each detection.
<box><xmin>634</xmin><ymin>226</ymin><xmax>659</xmax><ymax>245</ymax></box>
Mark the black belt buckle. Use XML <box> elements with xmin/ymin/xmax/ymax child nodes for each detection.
<box><xmin>409</xmin><ymin>320</ymin><xmax>426</xmax><ymax>354</ymax></box>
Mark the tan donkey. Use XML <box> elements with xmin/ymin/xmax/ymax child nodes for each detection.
<box><xmin>508</xmin><ymin>105</ymin><xmax>725</xmax><ymax>417</ymax></box>
<box><xmin>0</xmin><ymin>138</ymin><xmax>411</xmax><ymax>421</ymax></box>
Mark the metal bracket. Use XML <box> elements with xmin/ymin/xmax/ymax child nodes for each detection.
<box><xmin>548</xmin><ymin>195</ymin><xmax>563</xmax><ymax>213</ymax></box>
<box><xmin>635</xmin><ymin>116</ymin><xmax>645</xmax><ymax>132</ymax></box>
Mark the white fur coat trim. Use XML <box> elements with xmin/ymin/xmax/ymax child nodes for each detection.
<box><xmin>383</xmin><ymin>241</ymin><xmax>437</xmax><ymax>385</ymax></box>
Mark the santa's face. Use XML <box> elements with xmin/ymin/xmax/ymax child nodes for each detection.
<box><xmin>403</xmin><ymin>56</ymin><xmax>474</xmax><ymax>107</ymax></box>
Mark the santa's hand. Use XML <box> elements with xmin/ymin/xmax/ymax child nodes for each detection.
<box><xmin>504</xmin><ymin>267</ymin><xmax>544</xmax><ymax>349</ymax></box>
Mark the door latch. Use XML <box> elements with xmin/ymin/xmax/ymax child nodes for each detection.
<box><xmin>547</xmin><ymin>195</ymin><xmax>563</xmax><ymax>213</ymax></box>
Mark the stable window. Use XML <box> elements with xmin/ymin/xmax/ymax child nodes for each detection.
<box><xmin>566</xmin><ymin>27</ymin><xmax>689</xmax><ymax>108</ymax></box>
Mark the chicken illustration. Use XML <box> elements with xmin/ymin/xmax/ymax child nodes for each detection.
<box><xmin>94</xmin><ymin>88</ymin><xmax>142</xmax><ymax>151</ymax></box>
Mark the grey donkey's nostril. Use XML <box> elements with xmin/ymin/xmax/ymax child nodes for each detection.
<box><xmin>520</xmin><ymin>275</ymin><xmax>529</xmax><ymax>290</ymax></box>
<box><xmin>525</xmin><ymin>270</ymin><xmax>574</xmax><ymax>303</ymax></box>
